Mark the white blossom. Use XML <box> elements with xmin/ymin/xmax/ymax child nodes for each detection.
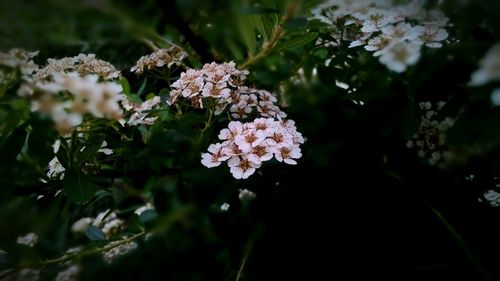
<box><xmin>16</xmin><ymin>233</ymin><xmax>38</xmax><ymax>247</ymax></box>
<box><xmin>131</xmin><ymin>46</ymin><xmax>187</xmax><ymax>75</ymax></box>
<box><xmin>470</xmin><ymin>43</ymin><xmax>500</xmax><ymax>86</ymax></box>
<box><xmin>201</xmin><ymin>118</ymin><xmax>304</xmax><ymax>179</ymax></box>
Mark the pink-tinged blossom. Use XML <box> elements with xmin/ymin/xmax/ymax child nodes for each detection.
<box><xmin>228</xmin><ymin>156</ymin><xmax>261</xmax><ymax>179</ymax></box>
<box><xmin>201</xmin><ymin>118</ymin><xmax>304</xmax><ymax>179</ymax></box>
<box><xmin>201</xmin><ymin>143</ymin><xmax>230</xmax><ymax>168</ymax></box>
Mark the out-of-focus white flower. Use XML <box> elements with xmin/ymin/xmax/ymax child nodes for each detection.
<box><xmin>71</xmin><ymin>217</ymin><xmax>93</xmax><ymax>233</ymax></box>
<box><xmin>24</xmin><ymin>72</ymin><xmax>124</xmax><ymax>134</ymax></box>
<box><xmin>120</xmin><ymin>95</ymin><xmax>162</xmax><ymax>126</ymax></box>
<box><xmin>407</xmin><ymin>101</ymin><xmax>455</xmax><ymax>166</ymax></box>
<box><xmin>311</xmin><ymin>0</ymin><xmax>450</xmax><ymax>73</ymax></box>
<box><xmin>93</xmin><ymin>210</ymin><xmax>124</xmax><ymax>237</ymax></box>
<box><xmin>491</xmin><ymin>88</ymin><xmax>500</xmax><ymax>106</ymax></box>
<box><xmin>98</xmin><ymin>140</ymin><xmax>113</xmax><ymax>155</ymax></box>
<box><xmin>0</xmin><ymin>48</ymin><xmax>39</xmax><ymax>76</ymax></box>
<box><xmin>379</xmin><ymin>41</ymin><xmax>422</xmax><ymax>73</ymax></box>
<box><xmin>484</xmin><ymin>190</ymin><xmax>500</xmax><ymax>207</ymax></box>
<box><xmin>34</xmin><ymin>53</ymin><xmax>120</xmax><ymax>81</ymax></box>
<box><xmin>238</xmin><ymin>189</ymin><xmax>256</xmax><ymax>202</ymax></box>
<box><xmin>134</xmin><ymin>203</ymin><xmax>154</xmax><ymax>216</ymax></box>
<box><xmin>55</xmin><ymin>265</ymin><xmax>80</xmax><ymax>281</ymax></box>
<box><xmin>16</xmin><ymin>233</ymin><xmax>38</xmax><ymax>247</ymax></box>
<box><xmin>131</xmin><ymin>46</ymin><xmax>187</xmax><ymax>75</ymax></box>
<box><xmin>470</xmin><ymin>43</ymin><xmax>500</xmax><ymax>86</ymax></box>
<box><xmin>220</xmin><ymin>202</ymin><xmax>230</xmax><ymax>211</ymax></box>
<box><xmin>102</xmin><ymin>239</ymin><xmax>138</xmax><ymax>263</ymax></box>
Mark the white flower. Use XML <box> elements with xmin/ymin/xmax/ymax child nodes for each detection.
<box><xmin>71</xmin><ymin>217</ymin><xmax>94</xmax><ymax>233</ymax></box>
<box><xmin>491</xmin><ymin>88</ymin><xmax>500</xmax><ymax>106</ymax></box>
<box><xmin>131</xmin><ymin>46</ymin><xmax>187</xmax><ymax>75</ymax></box>
<box><xmin>234</xmin><ymin>128</ymin><xmax>267</xmax><ymax>152</ymax></box>
<box><xmin>238</xmin><ymin>189</ymin><xmax>256</xmax><ymax>202</ymax></box>
<box><xmin>17</xmin><ymin>233</ymin><xmax>38</xmax><ymax>247</ymax></box>
<box><xmin>201</xmin><ymin>82</ymin><xmax>231</xmax><ymax>98</ymax></box>
<box><xmin>47</xmin><ymin>156</ymin><xmax>65</xmax><ymax>179</ymax></box>
<box><xmin>218</xmin><ymin>121</ymin><xmax>243</xmax><ymax>144</ymax></box>
<box><xmin>484</xmin><ymin>190</ymin><xmax>500</xmax><ymax>207</ymax></box>
<box><xmin>220</xmin><ymin>202</ymin><xmax>230</xmax><ymax>211</ymax></box>
<box><xmin>273</xmin><ymin>145</ymin><xmax>302</xmax><ymax>165</ymax></box>
<box><xmin>228</xmin><ymin>156</ymin><xmax>261</xmax><ymax>179</ymax></box>
<box><xmin>247</xmin><ymin>144</ymin><xmax>274</xmax><ymax>164</ymax></box>
<box><xmin>419</xmin><ymin>25</ymin><xmax>448</xmax><ymax>48</ymax></box>
<box><xmin>98</xmin><ymin>140</ymin><xmax>113</xmax><ymax>155</ymax></box>
<box><xmin>103</xmin><ymin>239</ymin><xmax>138</xmax><ymax>263</ymax></box>
<box><xmin>134</xmin><ymin>203</ymin><xmax>154</xmax><ymax>216</ymax></box>
<box><xmin>0</xmin><ymin>48</ymin><xmax>39</xmax><ymax>75</ymax></box>
<box><xmin>55</xmin><ymin>265</ymin><xmax>80</xmax><ymax>281</ymax></box>
<box><xmin>470</xmin><ymin>43</ymin><xmax>500</xmax><ymax>86</ymax></box>
<box><xmin>201</xmin><ymin>143</ymin><xmax>230</xmax><ymax>168</ymax></box>
<box><xmin>379</xmin><ymin>41</ymin><xmax>422</xmax><ymax>73</ymax></box>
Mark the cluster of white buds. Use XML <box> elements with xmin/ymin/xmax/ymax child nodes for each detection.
<box><xmin>201</xmin><ymin>118</ymin><xmax>304</xmax><ymax>179</ymax></box>
<box><xmin>120</xmin><ymin>96</ymin><xmax>162</xmax><ymax>126</ymax></box>
<box><xmin>0</xmin><ymin>48</ymin><xmax>39</xmax><ymax>76</ymax></box>
<box><xmin>406</xmin><ymin>101</ymin><xmax>455</xmax><ymax>166</ymax></box>
<box><xmin>24</xmin><ymin>72</ymin><xmax>124</xmax><ymax>134</ymax></box>
<box><xmin>71</xmin><ymin>209</ymin><xmax>124</xmax><ymax>237</ymax></box>
<box><xmin>130</xmin><ymin>46</ymin><xmax>187</xmax><ymax>75</ymax></box>
<box><xmin>312</xmin><ymin>0</ymin><xmax>450</xmax><ymax>72</ymax></box>
<box><xmin>168</xmin><ymin>61</ymin><xmax>249</xmax><ymax>108</ymax></box>
<box><xmin>33</xmin><ymin>53</ymin><xmax>120</xmax><ymax>81</ymax></box>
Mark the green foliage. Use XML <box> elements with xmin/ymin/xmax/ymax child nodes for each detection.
<box><xmin>0</xmin><ymin>0</ymin><xmax>499</xmax><ymax>280</ymax></box>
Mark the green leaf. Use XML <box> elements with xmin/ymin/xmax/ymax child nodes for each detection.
<box><xmin>74</xmin><ymin>134</ymin><xmax>105</xmax><ymax>167</ymax></box>
<box><xmin>0</xmin><ymin>127</ymin><xmax>27</xmax><ymax>163</ymax></box>
<box><xmin>63</xmin><ymin>169</ymin><xmax>95</xmax><ymax>204</ymax></box>
<box><xmin>139</xmin><ymin>209</ymin><xmax>158</xmax><ymax>224</ymax></box>
<box><xmin>283</xmin><ymin>17</ymin><xmax>309</xmax><ymax>30</ymax></box>
<box><xmin>241</xmin><ymin>6</ymin><xmax>279</xmax><ymax>15</ymax></box>
<box><xmin>273</xmin><ymin>32</ymin><xmax>318</xmax><ymax>52</ymax></box>
<box><xmin>118</xmin><ymin>77</ymin><xmax>130</xmax><ymax>94</ymax></box>
<box><xmin>85</xmin><ymin>225</ymin><xmax>106</xmax><ymax>241</ymax></box>
<box><xmin>238</xmin><ymin>16</ymin><xmax>257</xmax><ymax>56</ymax></box>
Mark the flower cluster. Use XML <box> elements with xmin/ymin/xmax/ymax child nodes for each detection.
<box><xmin>131</xmin><ymin>46</ymin><xmax>187</xmax><ymax>75</ymax></box>
<box><xmin>169</xmin><ymin>62</ymin><xmax>286</xmax><ymax>119</ymax></box>
<box><xmin>406</xmin><ymin>101</ymin><xmax>455</xmax><ymax>166</ymax></box>
<box><xmin>0</xmin><ymin>48</ymin><xmax>39</xmax><ymax>76</ymax></box>
<box><xmin>216</xmin><ymin>86</ymin><xmax>287</xmax><ymax>119</ymax></box>
<box><xmin>168</xmin><ymin>61</ymin><xmax>249</xmax><ymax>108</ymax></box>
<box><xmin>120</xmin><ymin>96</ymin><xmax>162</xmax><ymax>126</ymax></box>
<box><xmin>33</xmin><ymin>53</ymin><xmax>120</xmax><ymax>81</ymax></box>
<box><xmin>312</xmin><ymin>0</ymin><xmax>450</xmax><ymax>72</ymax></box>
<box><xmin>201</xmin><ymin>118</ymin><xmax>304</xmax><ymax>179</ymax></box>
<box><xmin>24</xmin><ymin>72</ymin><xmax>124</xmax><ymax>133</ymax></box>
<box><xmin>71</xmin><ymin>209</ymin><xmax>124</xmax><ymax>237</ymax></box>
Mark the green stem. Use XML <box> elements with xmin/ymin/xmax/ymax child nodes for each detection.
<box><xmin>425</xmin><ymin>203</ymin><xmax>490</xmax><ymax>281</ymax></box>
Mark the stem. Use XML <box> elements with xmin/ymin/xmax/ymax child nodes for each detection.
<box><xmin>425</xmin><ymin>203</ymin><xmax>490</xmax><ymax>281</ymax></box>
<box><xmin>48</xmin><ymin>231</ymin><xmax>145</xmax><ymax>266</ymax></box>
<box><xmin>235</xmin><ymin>237</ymin><xmax>254</xmax><ymax>281</ymax></box>
<box><xmin>239</xmin><ymin>0</ymin><xmax>301</xmax><ymax>69</ymax></box>
<box><xmin>0</xmin><ymin>231</ymin><xmax>146</xmax><ymax>279</ymax></box>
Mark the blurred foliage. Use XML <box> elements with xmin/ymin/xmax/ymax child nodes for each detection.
<box><xmin>0</xmin><ymin>0</ymin><xmax>499</xmax><ymax>280</ymax></box>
